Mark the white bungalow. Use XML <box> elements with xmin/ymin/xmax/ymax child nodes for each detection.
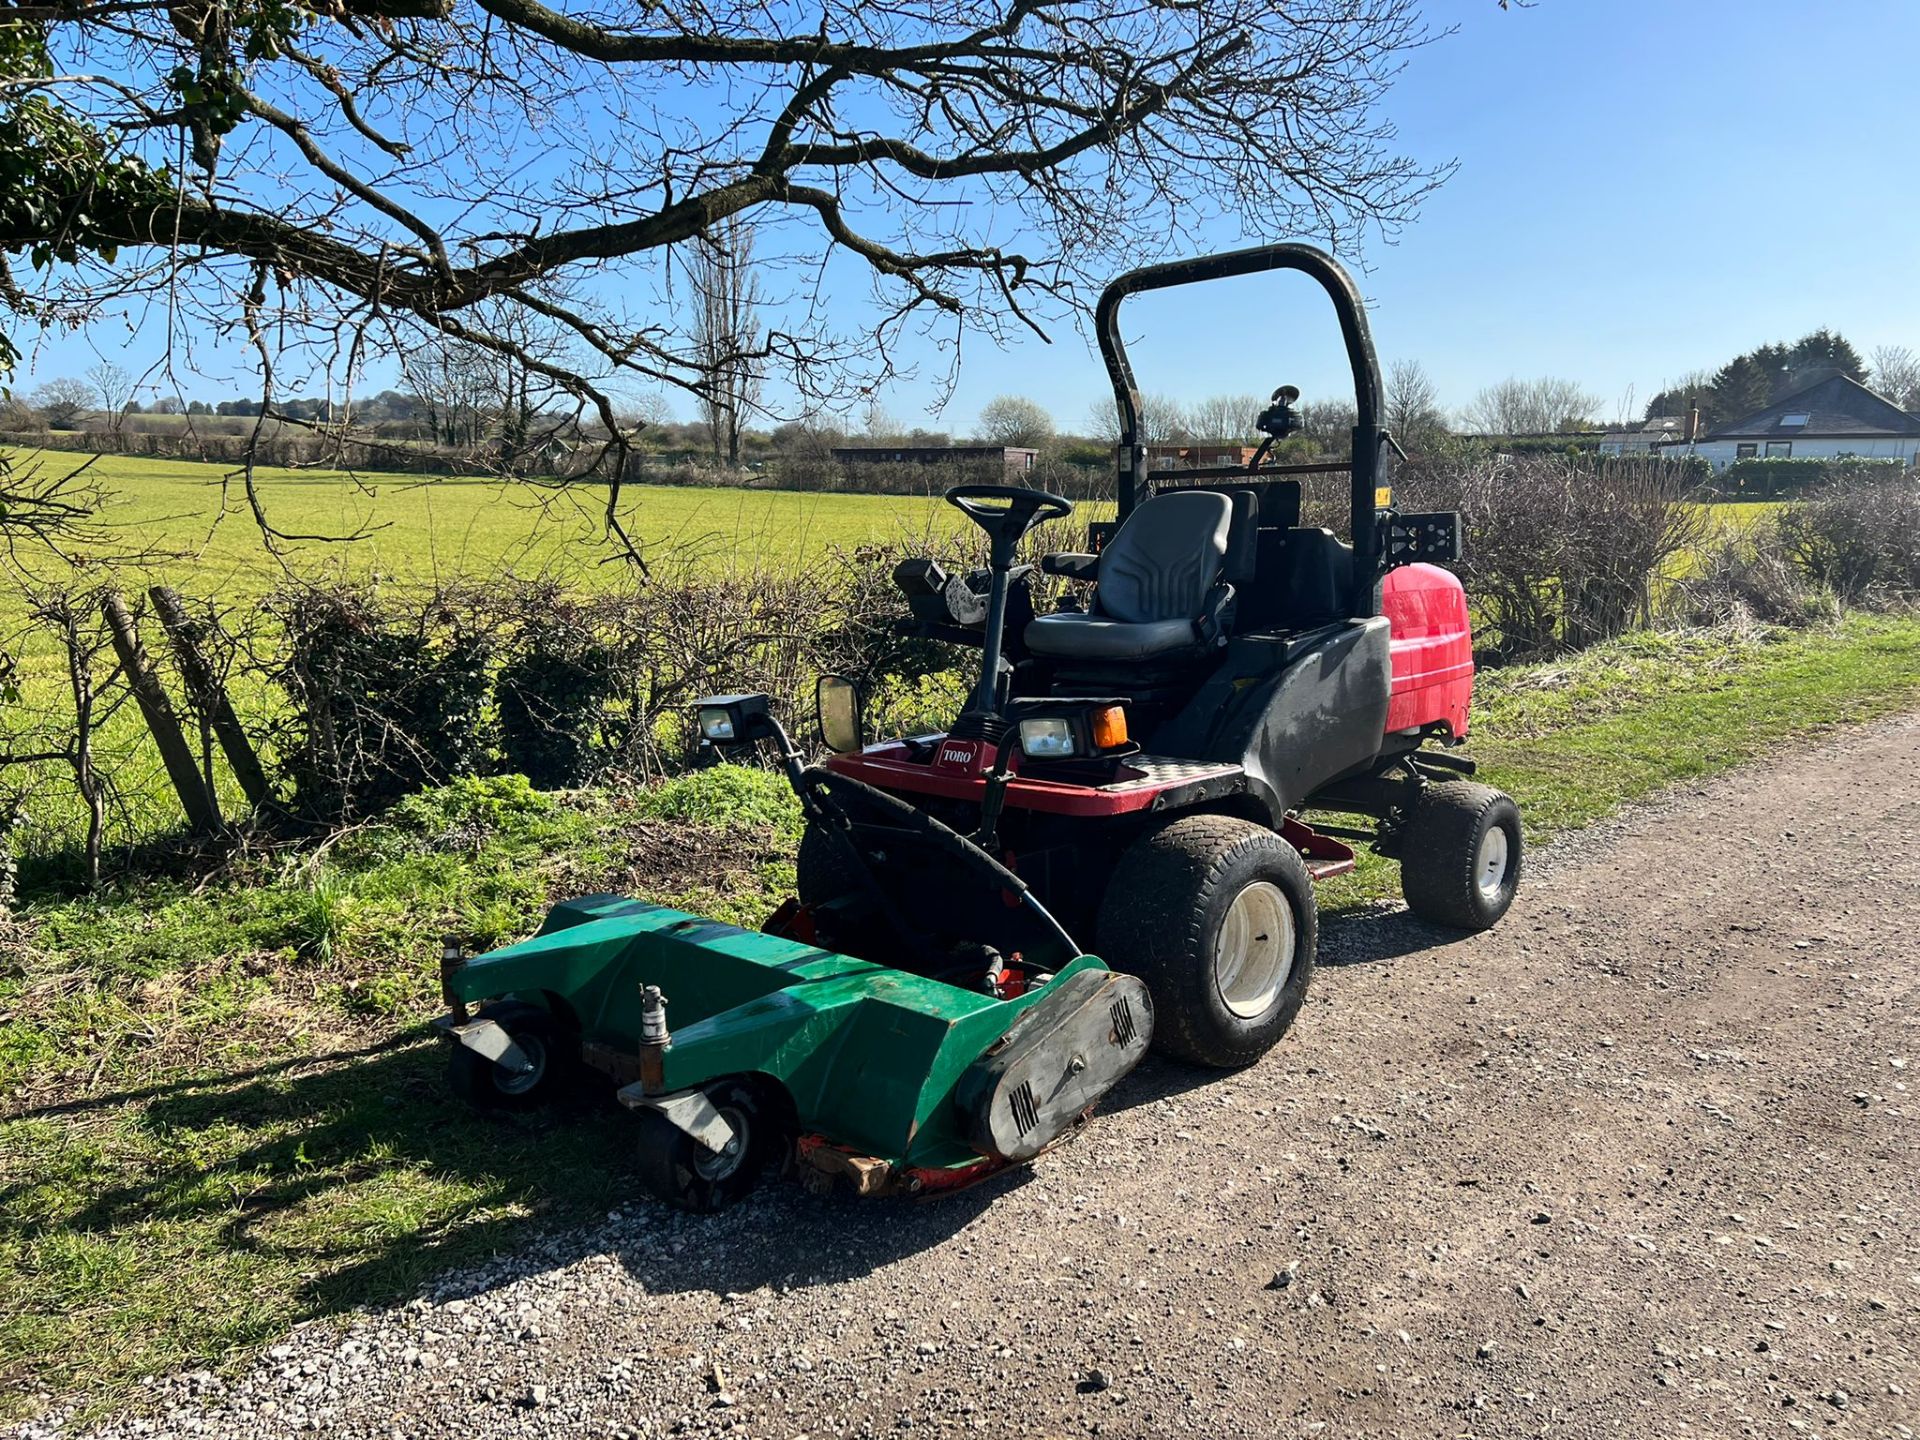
<box><xmin>1663</xmin><ymin>374</ymin><xmax>1920</xmax><ymax>471</ymax></box>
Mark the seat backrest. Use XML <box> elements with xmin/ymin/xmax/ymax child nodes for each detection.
<box><xmin>1095</xmin><ymin>491</ymin><xmax>1233</xmax><ymax>624</ymax></box>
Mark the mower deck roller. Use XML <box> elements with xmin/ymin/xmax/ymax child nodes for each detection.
<box><xmin>439</xmin><ymin>894</ymin><xmax>1152</xmax><ymax>1205</ymax></box>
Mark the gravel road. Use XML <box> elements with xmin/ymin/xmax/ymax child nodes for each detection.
<box><xmin>29</xmin><ymin>714</ymin><xmax>1920</xmax><ymax>1440</ymax></box>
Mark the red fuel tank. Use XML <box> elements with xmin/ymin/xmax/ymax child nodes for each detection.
<box><xmin>1380</xmin><ymin>563</ymin><xmax>1474</xmax><ymax>739</ymax></box>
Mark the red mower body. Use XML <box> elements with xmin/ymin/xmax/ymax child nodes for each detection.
<box><xmin>1381</xmin><ymin>562</ymin><xmax>1474</xmax><ymax>739</ymax></box>
<box><xmin>825</xmin><ymin>561</ymin><xmax>1477</xmax><ymax>835</ymax></box>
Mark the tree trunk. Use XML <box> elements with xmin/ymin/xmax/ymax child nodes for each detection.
<box><xmin>148</xmin><ymin>586</ymin><xmax>276</xmax><ymax>813</ymax></box>
<box><xmin>102</xmin><ymin>591</ymin><xmax>224</xmax><ymax>836</ymax></box>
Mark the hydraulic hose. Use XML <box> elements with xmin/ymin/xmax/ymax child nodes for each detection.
<box><xmin>804</xmin><ymin>766</ymin><xmax>1082</xmax><ymax>960</ymax></box>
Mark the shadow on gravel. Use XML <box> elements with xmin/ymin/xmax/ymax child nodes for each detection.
<box><xmin>1091</xmin><ymin>907</ymin><xmax>1482</xmax><ymax>1120</ymax></box>
<box><xmin>594</xmin><ymin>1171</ymin><xmax>1027</xmax><ymax>1301</ymax></box>
<box><xmin>1316</xmin><ymin>905</ymin><xmax>1477</xmax><ymax>967</ymax></box>
<box><xmin>1095</xmin><ymin>1055</ymin><xmax>1224</xmax><ymax>1117</ymax></box>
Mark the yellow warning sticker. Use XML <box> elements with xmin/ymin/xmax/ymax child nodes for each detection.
<box><xmin>1375</xmin><ymin>486</ymin><xmax>1393</xmax><ymax>508</ymax></box>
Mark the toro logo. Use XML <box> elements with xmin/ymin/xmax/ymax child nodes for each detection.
<box><xmin>933</xmin><ymin>738</ymin><xmax>986</xmax><ymax>774</ymax></box>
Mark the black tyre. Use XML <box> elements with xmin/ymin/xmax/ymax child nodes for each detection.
<box><xmin>1096</xmin><ymin>815</ymin><xmax>1317</xmax><ymax>1069</ymax></box>
<box><xmin>796</xmin><ymin>820</ymin><xmax>862</xmax><ymax>906</ymax></box>
<box><xmin>634</xmin><ymin>1080</ymin><xmax>776</xmax><ymax>1214</ymax></box>
<box><xmin>446</xmin><ymin>1000</ymin><xmax>575</xmax><ymax>1109</ymax></box>
<box><xmin>1397</xmin><ymin>781</ymin><xmax>1522</xmax><ymax>931</ymax></box>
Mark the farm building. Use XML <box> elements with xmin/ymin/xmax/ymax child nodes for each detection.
<box><xmin>830</xmin><ymin>444</ymin><xmax>1037</xmax><ymax>473</ymax></box>
<box><xmin>1662</xmin><ymin>375</ymin><xmax>1920</xmax><ymax>470</ymax></box>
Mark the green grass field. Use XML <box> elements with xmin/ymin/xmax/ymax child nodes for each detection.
<box><xmin>19</xmin><ymin>447</ymin><xmax>1779</xmax><ymax>592</ymax></box>
<box><xmin>16</xmin><ymin>450</ymin><xmax>985</xmax><ymax>595</ymax></box>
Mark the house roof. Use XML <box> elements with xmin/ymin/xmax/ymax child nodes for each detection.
<box><xmin>1703</xmin><ymin>374</ymin><xmax>1920</xmax><ymax>441</ymax></box>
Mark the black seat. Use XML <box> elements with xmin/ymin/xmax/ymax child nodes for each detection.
<box><xmin>1025</xmin><ymin>491</ymin><xmax>1236</xmax><ymax>661</ymax></box>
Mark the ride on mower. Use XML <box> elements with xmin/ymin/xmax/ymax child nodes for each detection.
<box><xmin>436</xmin><ymin>242</ymin><xmax>1521</xmax><ymax>1211</ymax></box>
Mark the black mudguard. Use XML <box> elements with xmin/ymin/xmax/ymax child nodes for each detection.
<box><xmin>955</xmin><ymin>969</ymin><xmax>1153</xmax><ymax>1163</ymax></box>
<box><xmin>1150</xmin><ymin>617</ymin><xmax>1392</xmax><ymax>817</ymax></box>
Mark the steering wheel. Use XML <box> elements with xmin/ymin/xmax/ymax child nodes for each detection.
<box><xmin>943</xmin><ymin>484</ymin><xmax>1074</xmax><ymax>545</ymax></box>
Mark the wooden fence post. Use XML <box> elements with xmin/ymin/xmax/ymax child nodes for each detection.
<box><xmin>101</xmin><ymin>590</ymin><xmax>224</xmax><ymax>836</ymax></box>
<box><xmin>147</xmin><ymin>586</ymin><xmax>276</xmax><ymax>813</ymax></box>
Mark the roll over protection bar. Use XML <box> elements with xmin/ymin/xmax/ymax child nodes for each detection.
<box><xmin>1094</xmin><ymin>243</ymin><xmax>1386</xmax><ymax>619</ymax></box>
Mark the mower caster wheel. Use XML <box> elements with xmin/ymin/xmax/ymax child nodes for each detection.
<box><xmin>447</xmin><ymin>1001</ymin><xmax>576</xmax><ymax>1110</ymax></box>
<box><xmin>1397</xmin><ymin>781</ymin><xmax>1522</xmax><ymax>931</ymax></box>
<box><xmin>634</xmin><ymin>1080</ymin><xmax>774</xmax><ymax>1214</ymax></box>
<box><xmin>1097</xmin><ymin>815</ymin><xmax>1316</xmax><ymax>1069</ymax></box>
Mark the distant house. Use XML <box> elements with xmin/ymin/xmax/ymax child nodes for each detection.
<box><xmin>1140</xmin><ymin>444</ymin><xmax>1261</xmax><ymax>470</ymax></box>
<box><xmin>1597</xmin><ymin>416</ymin><xmax>1690</xmax><ymax>456</ymax></box>
<box><xmin>831</xmin><ymin>444</ymin><xmax>1037</xmax><ymax>474</ymax></box>
<box><xmin>1663</xmin><ymin>375</ymin><xmax>1920</xmax><ymax>471</ymax></box>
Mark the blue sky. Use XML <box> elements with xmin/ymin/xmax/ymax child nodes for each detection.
<box><xmin>1055</xmin><ymin>0</ymin><xmax>1920</xmax><ymax>432</ymax></box>
<box><xmin>16</xmin><ymin>0</ymin><xmax>1920</xmax><ymax>432</ymax></box>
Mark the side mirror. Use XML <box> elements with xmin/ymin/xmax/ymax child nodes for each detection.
<box><xmin>815</xmin><ymin>675</ymin><xmax>864</xmax><ymax>754</ymax></box>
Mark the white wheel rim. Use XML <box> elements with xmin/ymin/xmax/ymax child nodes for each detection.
<box><xmin>1213</xmin><ymin>881</ymin><xmax>1295</xmax><ymax>1020</ymax></box>
<box><xmin>693</xmin><ymin>1106</ymin><xmax>749</xmax><ymax>1182</ymax></box>
<box><xmin>494</xmin><ymin>1034</ymin><xmax>547</xmax><ymax>1096</ymax></box>
<box><xmin>1476</xmin><ymin>825</ymin><xmax>1511</xmax><ymax>901</ymax></box>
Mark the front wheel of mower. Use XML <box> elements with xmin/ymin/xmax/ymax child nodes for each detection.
<box><xmin>796</xmin><ymin>819</ymin><xmax>861</xmax><ymax>906</ymax></box>
<box><xmin>1397</xmin><ymin>781</ymin><xmax>1523</xmax><ymax>931</ymax></box>
<box><xmin>634</xmin><ymin>1080</ymin><xmax>775</xmax><ymax>1214</ymax></box>
<box><xmin>1096</xmin><ymin>815</ymin><xmax>1317</xmax><ymax>1069</ymax></box>
<box><xmin>446</xmin><ymin>1001</ymin><xmax>575</xmax><ymax>1110</ymax></box>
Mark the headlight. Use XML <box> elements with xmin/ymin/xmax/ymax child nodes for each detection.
<box><xmin>1016</xmin><ymin>703</ymin><xmax>1131</xmax><ymax>761</ymax></box>
<box><xmin>693</xmin><ymin>693</ymin><xmax>771</xmax><ymax>747</ymax></box>
<box><xmin>1018</xmin><ymin>716</ymin><xmax>1077</xmax><ymax>759</ymax></box>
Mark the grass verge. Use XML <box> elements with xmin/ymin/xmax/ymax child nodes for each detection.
<box><xmin>4</xmin><ymin>613</ymin><xmax>1919</xmax><ymax>1421</ymax></box>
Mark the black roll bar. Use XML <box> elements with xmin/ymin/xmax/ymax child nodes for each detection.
<box><xmin>1095</xmin><ymin>243</ymin><xmax>1385</xmax><ymax>618</ymax></box>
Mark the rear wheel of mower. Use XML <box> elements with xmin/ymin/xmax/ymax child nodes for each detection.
<box><xmin>1097</xmin><ymin>815</ymin><xmax>1317</xmax><ymax>1069</ymax></box>
<box><xmin>446</xmin><ymin>1001</ymin><xmax>575</xmax><ymax>1110</ymax></box>
<box><xmin>634</xmin><ymin>1080</ymin><xmax>776</xmax><ymax>1214</ymax></box>
<box><xmin>1397</xmin><ymin>782</ymin><xmax>1523</xmax><ymax>931</ymax></box>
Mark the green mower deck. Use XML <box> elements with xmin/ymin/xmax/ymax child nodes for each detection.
<box><xmin>439</xmin><ymin>894</ymin><xmax>1152</xmax><ymax>1204</ymax></box>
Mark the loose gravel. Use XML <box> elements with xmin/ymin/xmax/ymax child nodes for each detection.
<box><xmin>23</xmin><ymin>714</ymin><xmax>1920</xmax><ymax>1440</ymax></box>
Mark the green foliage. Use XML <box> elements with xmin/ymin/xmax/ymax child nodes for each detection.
<box><xmin>292</xmin><ymin>866</ymin><xmax>350</xmax><ymax>963</ymax></box>
<box><xmin>494</xmin><ymin>620</ymin><xmax>616</xmax><ymax>789</ymax></box>
<box><xmin>866</xmin><ymin>668</ymin><xmax>971</xmax><ymax>738</ymax></box>
<box><xmin>629</xmin><ymin>763</ymin><xmax>801</xmax><ymax>838</ymax></box>
<box><xmin>270</xmin><ymin>587</ymin><xmax>493</xmax><ymax>821</ymax></box>
<box><xmin>386</xmin><ymin>774</ymin><xmax>556</xmax><ymax>841</ymax></box>
<box><xmin>0</xmin><ymin>23</ymin><xmax>172</xmax><ymax>367</ymax></box>
<box><xmin>1647</xmin><ymin>329</ymin><xmax>1870</xmax><ymax>428</ymax></box>
<box><xmin>1713</xmin><ymin>455</ymin><xmax>1902</xmax><ymax>499</ymax></box>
